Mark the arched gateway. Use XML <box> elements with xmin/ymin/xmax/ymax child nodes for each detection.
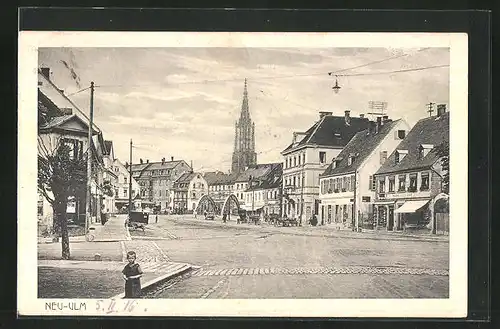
<box><xmin>195</xmin><ymin>194</ymin><xmax>217</xmax><ymax>214</ymax></box>
<box><xmin>221</xmin><ymin>194</ymin><xmax>241</xmax><ymax>217</ymax></box>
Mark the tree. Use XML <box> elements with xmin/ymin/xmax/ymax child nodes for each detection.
<box><xmin>434</xmin><ymin>140</ymin><xmax>449</xmax><ymax>194</ymax></box>
<box><xmin>38</xmin><ymin>135</ymin><xmax>87</xmax><ymax>259</ymax></box>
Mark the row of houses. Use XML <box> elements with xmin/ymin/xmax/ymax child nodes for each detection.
<box><xmin>282</xmin><ymin>107</ymin><xmax>449</xmax><ymax>233</ymax></box>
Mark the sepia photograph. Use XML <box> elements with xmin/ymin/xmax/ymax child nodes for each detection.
<box><xmin>18</xmin><ymin>32</ymin><xmax>468</xmax><ymax>317</ymax></box>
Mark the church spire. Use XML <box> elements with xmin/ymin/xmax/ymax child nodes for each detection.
<box><xmin>240</xmin><ymin>78</ymin><xmax>250</xmax><ymax>120</ymax></box>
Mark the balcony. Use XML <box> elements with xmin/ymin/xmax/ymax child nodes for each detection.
<box><xmin>283</xmin><ymin>185</ymin><xmax>297</xmax><ymax>195</ymax></box>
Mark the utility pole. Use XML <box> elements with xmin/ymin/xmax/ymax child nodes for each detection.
<box><xmin>426</xmin><ymin>102</ymin><xmax>435</xmax><ymax>117</ymax></box>
<box><xmin>128</xmin><ymin>139</ymin><xmax>133</xmax><ymax>218</ymax></box>
<box><xmin>85</xmin><ymin>82</ymin><xmax>95</xmax><ymax>233</ymax></box>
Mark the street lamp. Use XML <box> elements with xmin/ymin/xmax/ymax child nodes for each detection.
<box><xmin>328</xmin><ymin>72</ymin><xmax>341</xmax><ymax>94</ymax></box>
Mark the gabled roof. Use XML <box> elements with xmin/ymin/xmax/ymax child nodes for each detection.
<box><xmin>246</xmin><ymin>163</ymin><xmax>283</xmax><ymax>191</ymax></box>
<box><xmin>321</xmin><ymin>119</ymin><xmax>402</xmax><ymax>177</ymax></box>
<box><xmin>146</xmin><ymin>160</ymin><xmax>183</xmax><ymax>171</ymax></box>
<box><xmin>282</xmin><ymin>114</ymin><xmax>371</xmax><ymax>154</ymax></box>
<box><xmin>235</xmin><ymin>163</ymin><xmax>281</xmax><ymax>183</ymax></box>
<box><xmin>376</xmin><ymin>112</ymin><xmax>449</xmax><ymax>175</ymax></box>
<box><xmin>39</xmin><ymin>113</ymin><xmax>99</xmax><ymax>135</ymax></box>
<box><xmin>204</xmin><ymin>171</ymin><xmax>238</xmax><ymax>185</ymax></box>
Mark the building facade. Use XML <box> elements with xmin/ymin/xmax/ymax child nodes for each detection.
<box><xmin>37</xmin><ymin>67</ymin><xmax>107</xmax><ymax>231</ymax></box>
<box><xmin>234</xmin><ymin>163</ymin><xmax>279</xmax><ymax>211</ymax></box>
<box><xmin>172</xmin><ymin>172</ymin><xmax>209</xmax><ymax>214</ymax></box>
<box><xmin>281</xmin><ymin>111</ymin><xmax>371</xmax><ymax>222</ymax></box>
<box><xmin>112</xmin><ymin>158</ymin><xmax>140</xmax><ymax>213</ymax></box>
<box><xmin>203</xmin><ymin>171</ymin><xmax>238</xmax><ymax>213</ymax></box>
<box><xmin>319</xmin><ymin>117</ymin><xmax>410</xmax><ymax>229</ymax></box>
<box><xmin>243</xmin><ymin>163</ymin><xmax>283</xmax><ymax>217</ymax></box>
<box><xmin>130</xmin><ymin>157</ymin><xmax>192</xmax><ymax>212</ymax></box>
<box><xmin>102</xmin><ymin>140</ymin><xmax>118</xmax><ymax>214</ymax></box>
<box><xmin>231</xmin><ymin>79</ymin><xmax>257</xmax><ymax>174</ymax></box>
<box><xmin>373</xmin><ymin>106</ymin><xmax>449</xmax><ymax>233</ymax></box>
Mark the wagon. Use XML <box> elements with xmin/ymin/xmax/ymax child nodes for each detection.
<box><xmin>128</xmin><ymin>211</ymin><xmax>149</xmax><ymax>231</ymax></box>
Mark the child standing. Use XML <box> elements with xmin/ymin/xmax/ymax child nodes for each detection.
<box><xmin>122</xmin><ymin>251</ymin><xmax>143</xmax><ymax>298</ymax></box>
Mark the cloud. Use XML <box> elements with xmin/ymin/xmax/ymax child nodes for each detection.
<box><xmin>39</xmin><ymin>46</ymin><xmax>450</xmax><ymax>171</ymax></box>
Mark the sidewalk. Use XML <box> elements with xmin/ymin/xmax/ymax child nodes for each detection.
<box><xmin>91</xmin><ymin>214</ymin><xmax>130</xmax><ymax>242</ymax></box>
<box><xmin>167</xmin><ymin>215</ymin><xmax>449</xmax><ymax>243</ymax></box>
<box><xmin>38</xmin><ymin>259</ymin><xmax>193</xmax><ymax>299</ymax></box>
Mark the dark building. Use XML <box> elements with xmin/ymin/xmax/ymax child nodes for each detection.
<box><xmin>231</xmin><ymin>79</ymin><xmax>257</xmax><ymax>174</ymax></box>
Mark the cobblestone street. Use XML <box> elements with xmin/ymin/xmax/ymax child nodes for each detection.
<box><xmin>137</xmin><ymin>215</ymin><xmax>449</xmax><ymax>298</ymax></box>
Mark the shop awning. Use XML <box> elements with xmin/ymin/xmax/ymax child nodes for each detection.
<box><xmin>394</xmin><ymin>200</ymin><xmax>429</xmax><ymax>214</ymax></box>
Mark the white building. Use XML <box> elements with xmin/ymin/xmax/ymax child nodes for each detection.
<box><xmin>112</xmin><ymin>159</ymin><xmax>141</xmax><ymax>213</ymax></box>
<box><xmin>319</xmin><ymin>116</ymin><xmax>410</xmax><ymax>229</ymax></box>
<box><xmin>281</xmin><ymin>111</ymin><xmax>371</xmax><ymax>222</ymax></box>
<box><xmin>172</xmin><ymin>172</ymin><xmax>208</xmax><ymax>213</ymax></box>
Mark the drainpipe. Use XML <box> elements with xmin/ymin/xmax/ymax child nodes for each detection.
<box><xmin>353</xmin><ymin>170</ymin><xmax>358</xmax><ymax>232</ymax></box>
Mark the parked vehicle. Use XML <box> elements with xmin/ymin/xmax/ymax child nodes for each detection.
<box><xmin>128</xmin><ymin>211</ymin><xmax>149</xmax><ymax>231</ymax></box>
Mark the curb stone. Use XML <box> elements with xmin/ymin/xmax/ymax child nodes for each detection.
<box><xmin>110</xmin><ymin>263</ymin><xmax>193</xmax><ymax>299</ymax></box>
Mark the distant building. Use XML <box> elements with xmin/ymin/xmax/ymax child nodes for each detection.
<box><xmin>231</xmin><ymin>79</ymin><xmax>257</xmax><ymax>174</ymax></box>
<box><xmin>319</xmin><ymin>116</ymin><xmax>410</xmax><ymax>229</ymax></box>
<box><xmin>172</xmin><ymin>172</ymin><xmax>208</xmax><ymax>214</ymax></box>
<box><xmin>203</xmin><ymin>171</ymin><xmax>238</xmax><ymax>213</ymax></box>
<box><xmin>244</xmin><ymin>163</ymin><xmax>283</xmax><ymax>217</ymax></box>
<box><xmin>233</xmin><ymin>163</ymin><xmax>282</xmax><ymax>213</ymax></box>
<box><xmin>373</xmin><ymin>106</ymin><xmax>449</xmax><ymax>234</ymax></box>
<box><xmin>112</xmin><ymin>158</ymin><xmax>140</xmax><ymax>213</ymax></box>
<box><xmin>102</xmin><ymin>140</ymin><xmax>118</xmax><ymax>214</ymax></box>
<box><xmin>281</xmin><ymin>110</ymin><xmax>371</xmax><ymax>222</ymax></box>
<box><xmin>130</xmin><ymin>157</ymin><xmax>192</xmax><ymax>212</ymax></box>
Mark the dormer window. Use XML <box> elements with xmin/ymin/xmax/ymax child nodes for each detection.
<box><xmin>395</xmin><ymin>150</ymin><xmax>408</xmax><ymax>164</ymax></box>
<box><xmin>334</xmin><ymin>133</ymin><xmax>341</xmax><ymax>138</ymax></box>
<box><xmin>396</xmin><ymin>130</ymin><xmax>406</xmax><ymax>140</ymax></box>
<box><xmin>419</xmin><ymin>144</ymin><xmax>434</xmax><ymax>159</ymax></box>
<box><xmin>347</xmin><ymin>156</ymin><xmax>354</xmax><ymax>166</ymax></box>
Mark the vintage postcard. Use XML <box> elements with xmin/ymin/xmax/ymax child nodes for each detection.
<box><xmin>18</xmin><ymin>31</ymin><xmax>468</xmax><ymax>317</ymax></box>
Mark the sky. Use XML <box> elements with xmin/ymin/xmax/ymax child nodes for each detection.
<box><xmin>38</xmin><ymin>47</ymin><xmax>450</xmax><ymax>173</ymax></box>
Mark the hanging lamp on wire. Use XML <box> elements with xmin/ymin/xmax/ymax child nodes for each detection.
<box><xmin>328</xmin><ymin>72</ymin><xmax>341</xmax><ymax>94</ymax></box>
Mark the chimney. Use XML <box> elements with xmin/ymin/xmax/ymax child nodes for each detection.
<box><xmin>146</xmin><ymin>159</ymin><xmax>149</xmax><ymax>163</ymax></box>
<box><xmin>344</xmin><ymin>110</ymin><xmax>351</xmax><ymax>125</ymax></box>
<box><xmin>359</xmin><ymin>114</ymin><xmax>365</xmax><ymax>118</ymax></box>
<box><xmin>140</xmin><ymin>158</ymin><xmax>143</xmax><ymax>164</ymax></box>
<box><xmin>319</xmin><ymin>111</ymin><xmax>333</xmax><ymax>119</ymax></box>
<box><xmin>383</xmin><ymin>115</ymin><xmax>389</xmax><ymax>122</ymax></box>
<box><xmin>161</xmin><ymin>157</ymin><xmax>165</xmax><ymax>165</ymax></box>
<box><xmin>125</xmin><ymin>162</ymin><xmax>129</xmax><ymax>169</ymax></box>
<box><xmin>375</xmin><ymin>117</ymin><xmax>382</xmax><ymax>133</ymax></box>
<box><xmin>437</xmin><ymin>104</ymin><xmax>447</xmax><ymax>116</ymax></box>
<box><xmin>171</xmin><ymin>156</ymin><xmax>174</xmax><ymax>161</ymax></box>
<box><xmin>40</xmin><ymin>67</ymin><xmax>50</xmax><ymax>80</ymax></box>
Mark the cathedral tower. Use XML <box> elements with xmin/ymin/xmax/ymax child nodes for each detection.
<box><xmin>231</xmin><ymin>79</ymin><xmax>257</xmax><ymax>173</ymax></box>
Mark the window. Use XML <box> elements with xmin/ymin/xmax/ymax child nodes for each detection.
<box><xmin>192</xmin><ymin>192</ymin><xmax>196</xmax><ymax>198</ymax></box>
<box><xmin>388</xmin><ymin>176</ymin><xmax>395</xmax><ymax>192</ymax></box>
<box><xmin>294</xmin><ymin>157</ymin><xmax>297</xmax><ymax>167</ymax></box>
<box><xmin>398</xmin><ymin>175</ymin><xmax>406</xmax><ymax>192</ymax></box>
<box><xmin>123</xmin><ymin>189</ymin><xmax>128</xmax><ymax>198</ymax></box>
<box><xmin>115</xmin><ymin>188</ymin><xmax>119</xmax><ymax>197</ymax></box>
<box><xmin>409</xmin><ymin>173</ymin><xmax>417</xmax><ymax>192</ymax></box>
<box><xmin>397</xmin><ymin>130</ymin><xmax>406</xmax><ymax>139</ymax></box>
<box><xmin>395</xmin><ymin>152</ymin><xmax>400</xmax><ymax>164</ymax></box>
<box><xmin>61</xmin><ymin>138</ymin><xmax>83</xmax><ymax>160</ymax></box>
<box><xmin>378</xmin><ymin>179</ymin><xmax>386</xmax><ymax>193</ymax></box>
<box><xmin>380</xmin><ymin>151</ymin><xmax>388</xmax><ymax>165</ymax></box>
<box><xmin>342</xmin><ymin>177</ymin><xmax>347</xmax><ymax>191</ymax></box>
<box><xmin>346</xmin><ymin>176</ymin><xmax>351</xmax><ymax>191</ymax></box>
<box><xmin>302</xmin><ymin>154</ymin><xmax>305</xmax><ymax>164</ymax></box>
<box><xmin>298</xmin><ymin>156</ymin><xmax>301</xmax><ymax>165</ymax></box>
<box><xmin>319</xmin><ymin>152</ymin><xmax>326</xmax><ymax>164</ymax></box>
<box><xmin>159</xmin><ymin>190</ymin><xmax>162</xmax><ymax>197</ymax></box>
<box><xmin>124</xmin><ymin>177</ymin><xmax>127</xmax><ymax>184</ymax></box>
<box><xmin>302</xmin><ymin>175</ymin><xmax>305</xmax><ymax>187</ymax></box>
<box><xmin>347</xmin><ymin>156</ymin><xmax>353</xmax><ymax>166</ymax></box>
<box><xmin>420</xmin><ymin>172</ymin><xmax>430</xmax><ymax>191</ymax></box>
<box><xmin>369</xmin><ymin>176</ymin><xmax>376</xmax><ymax>191</ymax></box>
<box><xmin>293</xmin><ymin>176</ymin><xmax>296</xmax><ymax>187</ymax></box>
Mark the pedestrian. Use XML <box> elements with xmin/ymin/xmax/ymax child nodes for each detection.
<box><xmin>155</xmin><ymin>214</ymin><xmax>158</xmax><ymax>224</ymax></box>
<box><xmin>122</xmin><ymin>251</ymin><xmax>143</xmax><ymax>299</ymax></box>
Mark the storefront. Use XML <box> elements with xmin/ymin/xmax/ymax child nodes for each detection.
<box><xmin>394</xmin><ymin>199</ymin><xmax>431</xmax><ymax>231</ymax></box>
